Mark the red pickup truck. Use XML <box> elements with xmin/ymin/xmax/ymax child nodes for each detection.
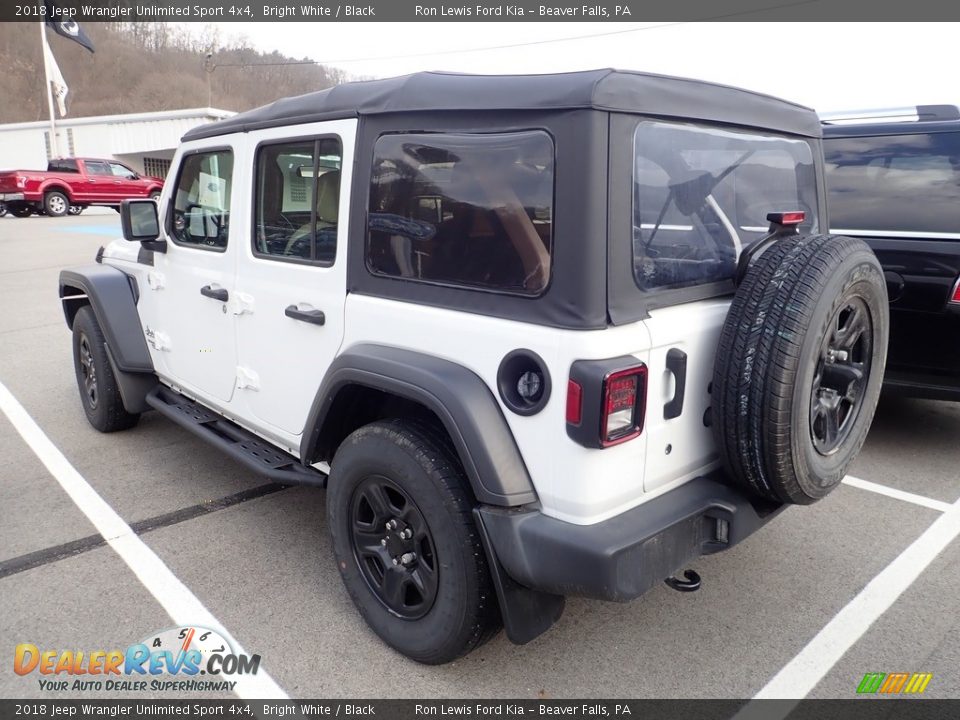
<box><xmin>0</xmin><ymin>158</ymin><xmax>164</xmax><ymax>218</ymax></box>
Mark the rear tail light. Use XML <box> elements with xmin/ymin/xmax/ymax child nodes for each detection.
<box><xmin>951</xmin><ymin>276</ymin><xmax>960</xmax><ymax>304</ymax></box>
<box><xmin>601</xmin><ymin>366</ymin><xmax>647</xmax><ymax>446</ymax></box>
<box><xmin>566</xmin><ymin>357</ymin><xmax>648</xmax><ymax>449</ymax></box>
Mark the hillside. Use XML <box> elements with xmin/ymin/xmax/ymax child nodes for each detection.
<box><xmin>0</xmin><ymin>22</ymin><xmax>348</xmax><ymax>123</ymax></box>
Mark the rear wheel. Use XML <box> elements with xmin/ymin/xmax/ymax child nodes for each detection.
<box><xmin>327</xmin><ymin>420</ymin><xmax>501</xmax><ymax>664</ymax></box>
<box><xmin>149</xmin><ymin>191</ymin><xmax>161</xmax><ymax>202</ymax></box>
<box><xmin>712</xmin><ymin>234</ymin><xmax>888</xmax><ymax>504</ymax></box>
<box><xmin>72</xmin><ymin>306</ymin><xmax>140</xmax><ymax>432</ymax></box>
<box><xmin>44</xmin><ymin>191</ymin><xmax>70</xmax><ymax>217</ymax></box>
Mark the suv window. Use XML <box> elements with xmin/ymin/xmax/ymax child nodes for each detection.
<box><xmin>170</xmin><ymin>149</ymin><xmax>233</xmax><ymax>250</ymax></box>
<box><xmin>633</xmin><ymin>121</ymin><xmax>818</xmax><ymax>291</ymax></box>
<box><xmin>824</xmin><ymin>131</ymin><xmax>960</xmax><ymax>235</ymax></box>
<box><xmin>367</xmin><ymin>131</ymin><xmax>554</xmax><ymax>295</ymax></box>
<box><xmin>254</xmin><ymin>138</ymin><xmax>342</xmax><ymax>264</ymax></box>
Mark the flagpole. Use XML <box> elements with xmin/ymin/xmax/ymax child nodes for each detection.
<box><xmin>39</xmin><ymin>21</ymin><xmax>60</xmax><ymax>159</ymax></box>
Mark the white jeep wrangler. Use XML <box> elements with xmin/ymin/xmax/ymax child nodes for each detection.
<box><xmin>60</xmin><ymin>70</ymin><xmax>889</xmax><ymax>664</ymax></box>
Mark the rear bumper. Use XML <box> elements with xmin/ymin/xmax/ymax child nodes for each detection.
<box><xmin>478</xmin><ymin>475</ymin><xmax>785</xmax><ymax>602</ymax></box>
<box><xmin>0</xmin><ymin>193</ymin><xmax>25</xmax><ymax>202</ymax></box>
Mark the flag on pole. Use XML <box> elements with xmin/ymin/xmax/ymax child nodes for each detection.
<box><xmin>43</xmin><ymin>2</ymin><xmax>95</xmax><ymax>53</ymax></box>
<box><xmin>42</xmin><ymin>40</ymin><xmax>69</xmax><ymax>117</ymax></box>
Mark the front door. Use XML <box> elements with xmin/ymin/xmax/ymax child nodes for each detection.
<box><xmin>231</xmin><ymin>120</ymin><xmax>355</xmax><ymax>444</ymax></box>
<box><xmin>149</xmin><ymin>145</ymin><xmax>239</xmax><ymax>406</ymax></box>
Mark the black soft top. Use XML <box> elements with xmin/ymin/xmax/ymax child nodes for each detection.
<box><xmin>183</xmin><ymin>69</ymin><xmax>822</xmax><ymax>141</ymax></box>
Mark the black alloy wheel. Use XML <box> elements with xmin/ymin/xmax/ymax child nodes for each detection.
<box><xmin>350</xmin><ymin>475</ymin><xmax>439</xmax><ymax>620</ymax></box>
<box><xmin>78</xmin><ymin>332</ymin><xmax>99</xmax><ymax>410</ymax></box>
<box><xmin>810</xmin><ymin>299</ymin><xmax>873</xmax><ymax>456</ymax></box>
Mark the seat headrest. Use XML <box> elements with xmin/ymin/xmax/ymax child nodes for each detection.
<box><xmin>317</xmin><ymin>170</ymin><xmax>340</xmax><ymax>224</ymax></box>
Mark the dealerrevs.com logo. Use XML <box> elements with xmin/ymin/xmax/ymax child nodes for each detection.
<box><xmin>14</xmin><ymin>626</ymin><xmax>261</xmax><ymax>693</ymax></box>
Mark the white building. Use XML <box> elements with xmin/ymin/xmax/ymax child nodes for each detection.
<box><xmin>0</xmin><ymin>108</ymin><xmax>235</xmax><ymax>179</ymax></box>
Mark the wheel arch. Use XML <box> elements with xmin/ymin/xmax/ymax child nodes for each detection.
<box><xmin>301</xmin><ymin>344</ymin><xmax>537</xmax><ymax>507</ymax></box>
<box><xmin>41</xmin><ymin>182</ymin><xmax>72</xmax><ymax>201</ymax></box>
<box><xmin>59</xmin><ymin>265</ymin><xmax>153</xmax><ymax>374</ymax></box>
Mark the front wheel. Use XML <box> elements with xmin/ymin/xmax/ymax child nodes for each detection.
<box><xmin>327</xmin><ymin>420</ymin><xmax>501</xmax><ymax>664</ymax></box>
<box><xmin>72</xmin><ymin>306</ymin><xmax>140</xmax><ymax>432</ymax></box>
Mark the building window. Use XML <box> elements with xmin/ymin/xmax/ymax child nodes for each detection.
<box><xmin>143</xmin><ymin>157</ymin><xmax>172</xmax><ymax>180</ymax></box>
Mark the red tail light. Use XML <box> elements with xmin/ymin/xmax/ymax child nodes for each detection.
<box><xmin>951</xmin><ymin>277</ymin><xmax>960</xmax><ymax>304</ymax></box>
<box><xmin>601</xmin><ymin>365</ymin><xmax>647</xmax><ymax>447</ymax></box>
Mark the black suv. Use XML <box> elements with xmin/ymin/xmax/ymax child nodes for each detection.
<box><xmin>823</xmin><ymin>106</ymin><xmax>960</xmax><ymax>400</ymax></box>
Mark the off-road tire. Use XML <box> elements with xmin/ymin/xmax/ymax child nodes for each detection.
<box><xmin>327</xmin><ymin>419</ymin><xmax>501</xmax><ymax>664</ymax></box>
<box><xmin>72</xmin><ymin>306</ymin><xmax>140</xmax><ymax>433</ymax></box>
<box><xmin>712</xmin><ymin>234</ymin><xmax>888</xmax><ymax>504</ymax></box>
<box><xmin>44</xmin><ymin>191</ymin><xmax>70</xmax><ymax>217</ymax></box>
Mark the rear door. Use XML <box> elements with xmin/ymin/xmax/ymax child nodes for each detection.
<box><xmin>81</xmin><ymin>160</ymin><xmax>115</xmax><ymax>202</ymax></box>
<box><xmin>230</xmin><ymin>120</ymin><xmax>354</xmax><ymax>444</ymax></box>
<box><xmin>629</xmin><ymin>119</ymin><xmax>822</xmax><ymax>492</ymax></box>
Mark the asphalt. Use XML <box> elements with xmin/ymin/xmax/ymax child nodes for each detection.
<box><xmin>0</xmin><ymin>211</ymin><xmax>957</xmax><ymax>700</ymax></box>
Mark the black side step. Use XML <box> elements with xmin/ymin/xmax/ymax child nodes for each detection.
<box><xmin>146</xmin><ymin>386</ymin><xmax>327</xmax><ymax>487</ymax></box>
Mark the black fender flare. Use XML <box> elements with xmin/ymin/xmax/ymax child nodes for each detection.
<box><xmin>59</xmin><ymin>265</ymin><xmax>153</xmax><ymax>373</ymax></box>
<box><xmin>300</xmin><ymin>344</ymin><xmax>537</xmax><ymax>507</ymax></box>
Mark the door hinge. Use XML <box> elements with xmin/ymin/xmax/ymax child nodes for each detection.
<box><xmin>230</xmin><ymin>291</ymin><xmax>255</xmax><ymax>316</ymax></box>
<box><xmin>235</xmin><ymin>366</ymin><xmax>260</xmax><ymax>391</ymax></box>
<box><xmin>147</xmin><ymin>271</ymin><xmax>165</xmax><ymax>290</ymax></box>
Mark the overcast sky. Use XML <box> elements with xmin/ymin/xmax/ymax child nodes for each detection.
<box><xmin>189</xmin><ymin>22</ymin><xmax>958</xmax><ymax>113</ymax></box>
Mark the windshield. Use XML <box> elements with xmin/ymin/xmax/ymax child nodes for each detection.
<box><xmin>633</xmin><ymin>121</ymin><xmax>819</xmax><ymax>291</ymax></box>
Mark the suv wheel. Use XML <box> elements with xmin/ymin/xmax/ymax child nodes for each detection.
<box><xmin>72</xmin><ymin>306</ymin><xmax>140</xmax><ymax>432</ymax></box>
<box><xmin>44</xmin><ymin>191</ymin><xmax>70</xmax><ymax>217</ymax></box>
<box><xmin>713</xmin><ymin>234</ymin><xmax>888</xmax><ymax>504</ymax></box>
<box><xmin>327</xmin><ymin>419</ymin><xmax>501</xmax><ymax>664</ymax></box>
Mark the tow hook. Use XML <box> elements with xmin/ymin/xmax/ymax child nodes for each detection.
<box><xmin>664</xmin><ymin>569</ymin><xmax>701</xmax><ymax>592</ymax></box>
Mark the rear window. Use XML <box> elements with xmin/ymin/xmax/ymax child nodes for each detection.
<box><xmin>633</xmin><ymin>121</ymin><xmax>818</xmax><ymax>291</ymax></box>
<box><xmin>824</xmin><ymin>131</ymin><xmax>960</xmax><ymax>235</ymax></box>
<box><xmin>367</xmin><ymin>131</ymin><xmax>554</xmax><ymax>296</ymax></box>
<box><xmin>47</xmin><ymin>159</ymin><xmax>78</xmax><ymax>173</ymax></box>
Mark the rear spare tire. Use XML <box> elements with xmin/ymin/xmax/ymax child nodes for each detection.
<box><xmin>713</xmin><ymin>234</ymin><xmax>888</xmax><ymax>504</ymax></box>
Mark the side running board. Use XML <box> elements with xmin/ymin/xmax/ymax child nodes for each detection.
<box><xmin>146</xmin><ymin>385</ymin><xmax>327</xmax><ymax>487</ymax></box>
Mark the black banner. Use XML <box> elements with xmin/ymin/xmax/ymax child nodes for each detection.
<box><xmin>4</xmin><ymin>0</ymin><xmax>960</xmax><ymax>22</ymax></box>
<box><xmin>1</xmin><ymin>700</ymin><xmax>959</xmax><ymax>720</ymax></box>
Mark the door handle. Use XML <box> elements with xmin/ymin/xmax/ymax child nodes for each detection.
<box><xmin>664</xmin><ymin>348</ymin><xmax>687</xmax><ymax>420</ymax></box>
<box><xmin>200</xmin><ymin>285</ymin><xmax>229</xmax><ymax>302</ymax></box>
<box><xmin>285</xmin><ymin>304</ymin><xmax>325</xmax><ymax>325</ymax></box>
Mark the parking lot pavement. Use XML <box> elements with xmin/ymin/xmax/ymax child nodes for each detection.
<box><xmin>1</xmin><ymin>213</ymin><xmax>958</xmax><ymax>700</ymax></box>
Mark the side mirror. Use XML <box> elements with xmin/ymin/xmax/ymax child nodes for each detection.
<box><xmin>121</xmin><ymin>199</ymin><xmax>166</xmax><ymax>251</ymax></box>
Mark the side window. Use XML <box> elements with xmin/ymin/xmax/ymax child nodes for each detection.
<box><xmin>253</xmin><ymin>138</ymin><xmax>342</xmax><ymax>264</ymax></box>
<box><xmin>824</xmin><ymin>132</ymin><xmax>960</xmax><ymax>234</ymax></box>
<box><xmin>169</xmin><ymin>149</ymin><xmax>234</xmax><ymax>250</ymax></box>
<box><xmin>85</xmin><ymin>161</ymin><xmax>112</xmax><ymax>176</ymax></box>
<box><xmin>367</xmin><ymin>131</ymin><xmax>554</xmax><ymax>295</ymax></box>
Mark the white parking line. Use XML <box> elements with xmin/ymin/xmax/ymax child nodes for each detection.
<box><xmin>735</xmin><ymin>492</ymin><xmax>960</xmax><ymax>715</ymax></box>
<box><xmin>0</xmin><ymin>380</ymin><xmax>289</xmax><ymax>700</ymax></box>
<box><xmin>843</xmin><ymin>475</ymin><xmax>953</xmax><ymax>513</ymax></box>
